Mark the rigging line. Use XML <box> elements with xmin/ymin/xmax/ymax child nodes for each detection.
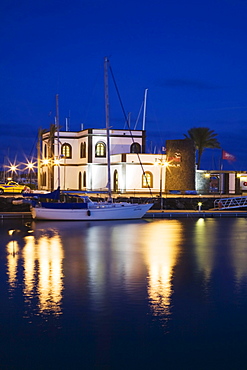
<box><xmin>134</xmin><ymin>101</ymin><xmax>143</xmax><ymax>130</ymax></box>
<box><xmin>108</xmin><ymin>64</ymin><xmax>153</xmax><ymax>198</ymax></box>
<box><xmin>29</xmin><ymin>132</ymin><xmax>39</xmax><ymax>158</ymax></box>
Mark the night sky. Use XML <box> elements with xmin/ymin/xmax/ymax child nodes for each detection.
<box><xmin>0</xmin><ymin>0</ymin><xmax>247</xmax><ymax>170</ymax></box>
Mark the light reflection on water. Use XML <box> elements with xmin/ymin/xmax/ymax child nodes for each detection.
<box><xmin>194</xmin><ymin>218</ymin><xmax>217</xmax><ymax>282</ymax></box>
<box><xmin>2</xmin><ymin>218</ymin><xmax>247</xmax><ymax>369</ymax></box>
<box><xmin>5</xmin><ymin>218</ymin><xmax>247</xmax><ymax>320</ymax></box>
<box><xmin>6</xmin><ymin>225</ymin><xmax>64</xmax><ymax>318</ymax></box>
<box><xmin>141</xmin><ymin>220</ymin><xmax>182</xmax><ymax>323</ymax></box>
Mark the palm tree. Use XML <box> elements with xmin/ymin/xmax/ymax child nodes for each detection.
<box><xmin>184</xmin><ymin>127</ymin><xmax>221</xmax><ymax>169</ymax></box>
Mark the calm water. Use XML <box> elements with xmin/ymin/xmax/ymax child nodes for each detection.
<box><xmin>1</xmin><ymin>217</ymin><xmax>247</xmax><ymax>369</ymax></box>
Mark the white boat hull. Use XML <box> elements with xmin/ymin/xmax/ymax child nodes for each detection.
<box><xmin>31</xmin><ymin>203</ymin><xmax>152</xmax><ymax>221</ymax></box>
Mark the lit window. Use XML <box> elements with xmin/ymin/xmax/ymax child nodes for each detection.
<box><xmin>142</xmin><ymin>172</ymin><xmax>153</xmax><ymax>188</ymax></box>
<box><xmin>95</xmin><ymin>142</ymin><xmax>106</xmax><ymax>157</ymax></box>
<box><xmin>61</xmin><ymin>143</ymin><xmax>72</xmax><ymax>159</ymax></box>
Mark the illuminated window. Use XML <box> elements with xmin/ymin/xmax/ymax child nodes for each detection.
<box><xmin>61</xmin><ymin>143</ymin><xmax>72</xmax><ymax>159</ymax></box>
<box><xmin>131</xmin><ymin>142</ymin><xmax>141</xmax><ymax>153</ymax></box>
<box><xmin>142</xmin><ymin>171</ymin><xmax>153</xmax><ymax>188</ymax></box>
<box><xmin>95</xmin><ymin>142</ymin><xmax>106</xmax><ymax>157</ymax></box>
<box><xmin>80</xmin><ymin>142</ymin><xmax>86</xmax><ymax>158</ymax></box>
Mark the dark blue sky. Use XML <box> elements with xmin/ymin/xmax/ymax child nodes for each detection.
<box><xmin>0</xmin><ymin>0</ymin><xmax>247</xmax><ymax>170</ymax></box>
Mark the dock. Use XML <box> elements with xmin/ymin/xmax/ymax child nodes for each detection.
<box><xmin>0</xmin><ymin>212</ymin><xmax>32</xmax><ymax>220</ymax></box>
<box><xmin>0</xmin><ymin>210</ymin><xmax>247</xmax><ymax>220</ymax></box>
<box><xmin>145</xmin><ymin>210</ymin><xmax>247</xmax><ymax>218</ymax></box>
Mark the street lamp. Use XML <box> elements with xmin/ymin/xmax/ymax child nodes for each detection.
<box><xmin>26</xmin><ymin>162</ymin><xmax>35</xmax><ymax>185</ymax></box>
<box><xmin>155</xmin><ymin>157</ymin><xmax>168</xmax><ymax>210</ymax></box>
<box><xmin>7</xmin><ymin>163</ymin><xmax>19</xmax><ymax>181</ymax></box>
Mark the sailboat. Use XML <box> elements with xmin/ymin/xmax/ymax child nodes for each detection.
<box><xmin>30</xmin><ymin>58</ymin><xmax>153</xmax><ymax>221</ymax></box>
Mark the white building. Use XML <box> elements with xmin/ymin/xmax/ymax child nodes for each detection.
<box><xmin>39</xmin><ymin>128</ymin><xmax>166</xmax><ymax>195</ymax></box>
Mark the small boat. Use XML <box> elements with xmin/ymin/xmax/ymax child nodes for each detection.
<box><xmin>30</xmin><ymin>188</ymin><xmax>152</xmax><ymax>220</ymax></box>
<box><xmin>30</xmin><ymin>58</ymin><xmax>153</xmax><ymax>221</ymax></box>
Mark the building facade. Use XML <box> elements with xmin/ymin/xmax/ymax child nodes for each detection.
<box><xmin>39</xmin><ymin>128</ymin><xmax>166</xmax><ymax>195</ymax></box>
<box><xmin>38</xmin><ymin>127</ymin><xmax>245</xmax><ymax>196</ymax></box>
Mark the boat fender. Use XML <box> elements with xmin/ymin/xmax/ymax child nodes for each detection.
<box><xmin>87</xmin><ymin>210</ymin><xmax>91</xmax><ymax>216</ymax></box>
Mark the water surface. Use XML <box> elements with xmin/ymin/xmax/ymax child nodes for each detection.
<box><xmin>1</xmin><ymin>218</ymin><xmax>247</xmax><ymax>369</ymax></box>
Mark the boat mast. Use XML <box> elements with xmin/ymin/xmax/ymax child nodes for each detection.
<box><xmin>142</xmin><ymin>88</ymin><xmax>148</xmax><ymax>131</ymax></box>
<box><xmin>56</xmin><ymin>94</ymin><xmax>60</xmax><ymax>189</ymax></box>
<box><xmin>104</xmin><ymin>57</ymin><xmax>112</xmax><ymax>201</ymax></box>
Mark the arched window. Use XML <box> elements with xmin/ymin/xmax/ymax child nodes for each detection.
<box><xmin>130</xmin><ymin>142</ymin><xmax>141</xmax><ymax>153</ymax></box>
<box><xmin>78</xmin><ymin>172</ymin><xmax>82</xmax><ymax>190</ymax></box>
<box><xmin>83</xmin><ymin>171</ymin><xmax>86</xmax><ymax>187</ymax></box>
<box><xmin>44</xmin><ymin>144</ymin><xmax>47</xmax><ymax>158</ymax></box>
<box><xmin>142</xmin><ymin>171</ymin><xmax>153</xmax><ymax>188</ymax></box>
<box><xmin>61</xmin><ymin>143</ymin><xmax>72</xmax><ymax>159</ymax></box>
<box><xmin>113</xmin><ymin>170</ymin><xmax>118</xmax><ymax>192</ymax></box>
<box><xmin>80</xmin><ymin>142</ymin><xmax>86</xmax><ymax>158</ymax></box>
<box><xmin>41</xmin><ymin>172</ymin><xmax>47</xmax><ymax>187</ymax></box>
<box><xmin>95</xmin><ymin>141</ymin><xmax>106</xmax><ymax>157</ymax></box>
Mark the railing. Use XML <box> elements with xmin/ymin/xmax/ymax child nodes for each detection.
<box><xmin>214</xmin><ymin>196</ymin><xmax>247</xmax><ymax>209</ymax></box>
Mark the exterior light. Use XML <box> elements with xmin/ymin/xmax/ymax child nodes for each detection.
<box><xmin>43</xmin><ymin>159</ymin><xmax>49</xmax><ymax>165</ymax></box>
<box><xmin>27</xmin><ymin>163</ymin><xmax>34</xmax><ymax>170</ymax></box>
<box><xmin>54</xmin><ymin>158</ymin><xmax>61</xmax><ymax>165</ymax></box>
<box><xmin>198</xmin><ymin>202</ymin><xmax>202</xmax><ymax>212</ymax></box>
<box><xmin>204</xmin><ymin>173</ymin><xmax>210</xmax><ymax>178</ymax></box>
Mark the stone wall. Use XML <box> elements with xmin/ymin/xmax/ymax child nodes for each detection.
<box><xmin>165</xmin><ymin>139</ymin><xmax>195</xmax><ymax>192</ymax></box>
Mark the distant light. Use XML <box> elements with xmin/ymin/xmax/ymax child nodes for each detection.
<box><xmin>27</xmin><ymin>163</ymin><xmax>34</xmax><ymax>170</ymax></box>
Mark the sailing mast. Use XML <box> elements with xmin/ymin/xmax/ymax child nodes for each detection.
<box><xmin>55</xmin><ymin>94</ymin><xmax>60</xmax><ymax>189</ymax></box>
<box><xmin>104</xmin><ymin>57</ymin><xmax>112</xmax><ymax>201</ymax></box>
<box><xmin>142</xmin><ymin>88</ymin><xmax>148</xmax><ymax>131</ymax></box>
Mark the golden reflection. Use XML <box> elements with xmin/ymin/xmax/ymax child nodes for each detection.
<box><xmin>86</xmin><ymin>220</ymin><xmax>182</xmax><ymax>321</ymax></box>
<box><xmin>194</xmin><ymin>219</ymin><xmax>216</xmax><ymax>282</ymax></box>
<box><xmin>6</xmin><ymin>227</ymin><xmax>64</xmax><ymax>317</ymax></box>
<box><xmin>140</xmin><ymin>220</ymin><xmax>182</xmax><ymax>322</ymax></box>
<box><xmin>6</xmin><ymin>240</ymin><xmax>19</xmax><ymax>289</ymax></box>
<box><xmin>23</xmin><ymin>235</ymin><xmax>36</xmax><ymax>301</ymax></box>
<box><xmin>37</xmin><ymin>233</ymin><xmax>64</xmax><ymax>314</ymax></box>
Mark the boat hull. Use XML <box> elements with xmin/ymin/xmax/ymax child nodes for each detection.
<box><xmin>31</xmin><ymin>203</ymin><xmax>153</xmax><ymax>221</ymax></box>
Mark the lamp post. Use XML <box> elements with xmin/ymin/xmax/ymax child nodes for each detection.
<box><xmin>155</xmin><ymin>157</ymin><xmax>168</xmax><ymax>210</ymax></box>
<box><xmin>27</xmin><ymin>162</ymin><xmax>34</xmax><ymax>185</ymax></box>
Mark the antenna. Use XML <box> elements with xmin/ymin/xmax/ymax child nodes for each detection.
<box><xmin>56</xmin><ymin>94</ymin><xmax>60</xmax><ymax>188</ymax></box>
<box><xmin>65</xmin><ymin>110</ymin><xmax>70</xmax><ymax>131</ymax></box>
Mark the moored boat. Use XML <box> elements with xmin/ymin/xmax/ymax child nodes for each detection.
<box><xmin>30</xmin><ymin>189</ymin><xmax>152</xmax><ymax>220</ymax></box>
